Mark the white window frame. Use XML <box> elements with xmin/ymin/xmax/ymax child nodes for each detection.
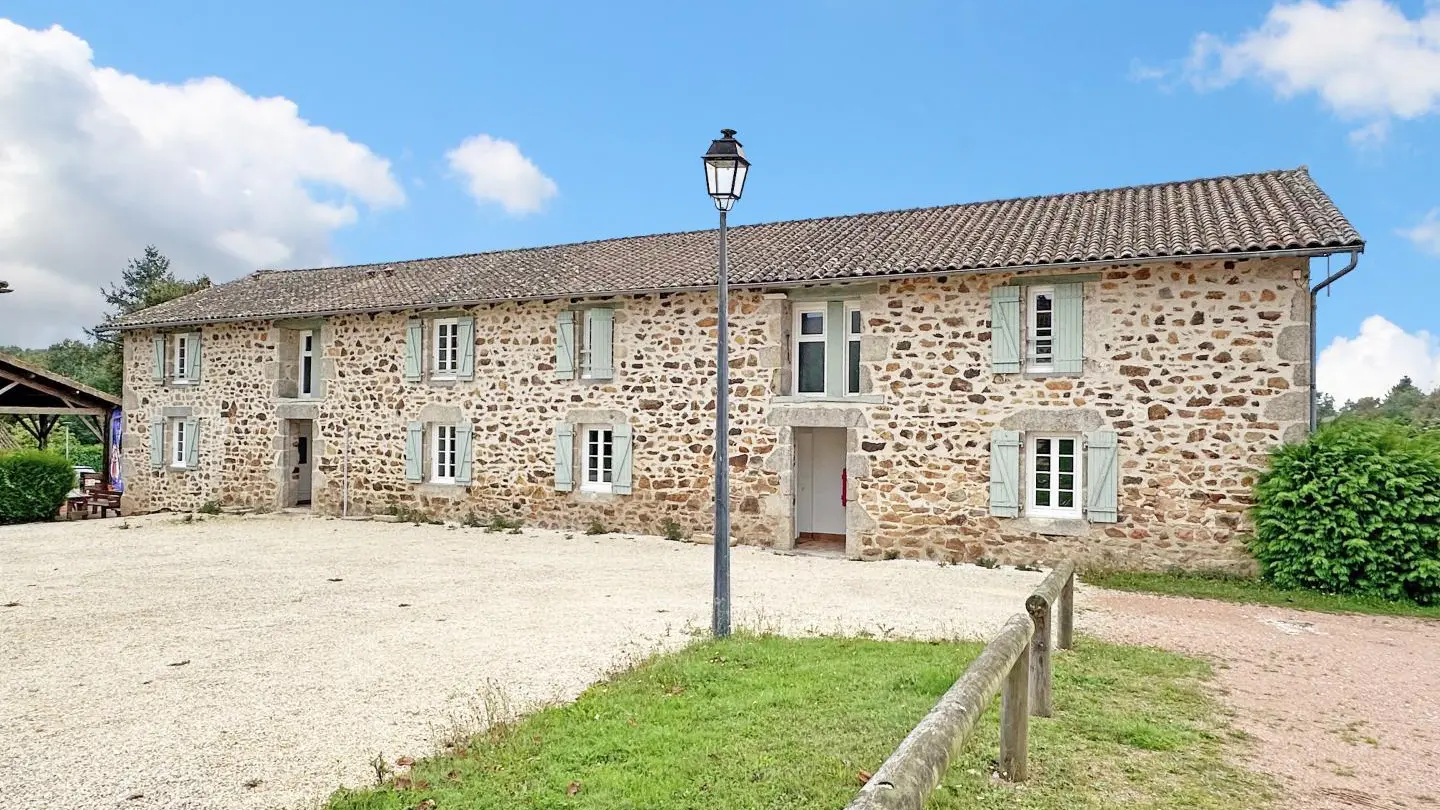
<box><xmin>1025</xmin><ymin>432</ymin><xmax>1082</xmax><ymax>519</ymax></box>
<box><xmin>170</xmin><ymin>419</ymin><xmax>188</xmax><ymax>468</ymax></box>
<box><xmin>578</xmin><ymin>308</ymin><xmax>612</xmax><ymax>380</ymax></box>
<box><xmin>172</xmin><ymin>334</ymin><xmax>191</xmax><ymax>384</ymax></box>
<box><xmin>844</xmin><ymin>303</ymin><xmax>863</xmax><ymax>395</ymax></box>
<box><xmin>581</xmin><ymin>425</ymin><xmax>614</xmax><ymax>493</ymax></box>
<box><xmin>431</xmin><ymin>424</ymin><xmax>458</xmax><ymax>484</ymax></box>
<box><xmin>1026</xmin><ymin>285</ymin><xmax>1055</xmax><ymax>373</ymax></box>
<box><xmin>432</xmin><ymin>318</ymin><xmax>460</xmax><ymax>378</ymax></box>
<box><xmin>298</xmin><ymin>330</ymin><xmax>315</xmax><ymax>397</ymax></box>
<box><xmin>792</xmin><ymin>306</ymin><xmax>828</xmax><ymax>396</ymax></box>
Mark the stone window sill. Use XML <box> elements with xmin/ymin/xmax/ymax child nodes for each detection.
<box><xmin>771</xmin><ymin>394</ymin><xmax>885</xmax><ymax>405</ymax></box>
<box><xmin>1004</xmin><ymin>516</ymin><xmax>1090</xmax><ymax>537</ymax></box>
<box><xmin>416</xmin><ymin>482</ymin><xmax>468</xmax><ymax>498</ymax></box>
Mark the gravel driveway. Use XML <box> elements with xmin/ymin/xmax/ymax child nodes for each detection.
<box><xmin>0</xmin><ymin>514</ymin><xmax>1047</xmax><ymax>810</ymax></box>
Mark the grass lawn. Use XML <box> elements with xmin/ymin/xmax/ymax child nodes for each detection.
<box><xmin>1083</xmin><ymin>570</ymin><xmax>1440</xmax><ymax>620</ymax></box>
<box><xmin>326</xmin><ymin>635</ymin><xmax>1270</xmax><ymax>810</ymax></box>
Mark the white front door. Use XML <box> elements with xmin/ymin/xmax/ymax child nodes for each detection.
<box><xmin>295</xmin><ymin>423</ymin><xmax>313</xmax><ymax>505</ymax></box>
<box><xmin>795</xmin><ymin>427</ymin><xmax>846</xmax><ymax>538</ymax></box>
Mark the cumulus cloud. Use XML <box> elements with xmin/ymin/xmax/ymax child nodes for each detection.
<box><xmin>0</xmin><ymin>20</ymin><xmax>404</xmax><ymax>346</ymax></box>
<box><xmin>1318</xmin><ymin>315</ymin><xmax>1440</xmax><ymax>403</ymax></box>
<box><xmin>446</xmin><ymin>134</ymin><xmax>558</xmax><ymax>215</ymax></box>
<box><xmin>1183</xmin><ymin>0</ymin><xmax>1440</xmax><ymax>142</ymax></box>
<box><xmin>1401</xmin><ymin>208</ymin><xmax>1440</xmax><ymax>254</ymax></box>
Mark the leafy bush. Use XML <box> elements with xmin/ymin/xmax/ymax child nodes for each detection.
<box><xmin>1250</xmin><ymin>420</ymin><xmax>1440</xmax><ymax>604</ymax></box>
<box><xmin>68</xmin><ymin>444</ymin><xmax>104</xmax><ymax>472</ymax></box>
<box><xmin>661</xmin><ymin>518</ymin><xmax>687</xmax><ymax>543</ymax></box>
<box><xmin>0</xmin><ymin>450</ymin><xmax>78</xmax><ymax>524</ymax></box>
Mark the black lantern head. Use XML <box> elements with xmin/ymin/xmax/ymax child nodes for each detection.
<box><xmin>703</xmin><ymin>128</ymin><xmax>749</xmax><ymax>212</ymax></box>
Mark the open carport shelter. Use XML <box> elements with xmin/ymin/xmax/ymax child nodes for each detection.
<box><xmin>0</xmin><ymin>352</ymin><xmax>123</xmax><ymax>485</ymax></box>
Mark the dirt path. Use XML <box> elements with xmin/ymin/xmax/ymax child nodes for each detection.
<box><xmin>1083</xmin><ymin>591</ymin><xmax>1440</xmax><ymax>810</ymax></box>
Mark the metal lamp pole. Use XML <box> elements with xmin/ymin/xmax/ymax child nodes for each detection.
<box><xmin>702</xmin><ymin>129</ymin><xmax>749</xmax><ymax>639</ymax></box>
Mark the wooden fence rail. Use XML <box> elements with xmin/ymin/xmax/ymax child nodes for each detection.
<box><xmin>844</xmin><ymin>613</ymin><xmax>1034</xmax><ymax>810</ymax></box>
<box><xmin>1024</xmin><ymin>560</ymin><xmax>1076</xmax><ymax>717</ymax></box>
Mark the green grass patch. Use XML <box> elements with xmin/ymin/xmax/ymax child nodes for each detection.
<box><xmin>326</xmin><ymin>635</ymin><xmax>1270</xmax><ymax>810</ymax></box>
<box><xmin>1084</xmin><ymin>569</ymin><xmax>1440</xmax><ymax>620</ymax></box>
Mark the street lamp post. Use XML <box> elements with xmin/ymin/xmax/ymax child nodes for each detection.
<box><xmin>702</xmin><ymin>128</ymin><xmax>749</xmax><ymax>639</ymax></box>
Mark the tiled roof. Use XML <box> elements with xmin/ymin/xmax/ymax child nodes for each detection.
<box><xmin>115</xmin><ymin>167</ymin><xmax>1362</xmax><ymax>329</ymax></box>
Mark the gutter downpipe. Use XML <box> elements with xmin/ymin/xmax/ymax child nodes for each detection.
<box><xmin>1309</xmin><ymin>249</ymin><xmax>1362</xmax><ymax>432</ymax></box>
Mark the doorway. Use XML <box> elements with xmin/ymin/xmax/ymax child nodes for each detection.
<box><xmin>284</xmin><ymin>419</ymin><xmax>314</xmax><ymax>508</ymax></box>
<box><xmin>794</xmin><ymin>427</ymin><xmax>846</xmax><ymax>554</ymax></box>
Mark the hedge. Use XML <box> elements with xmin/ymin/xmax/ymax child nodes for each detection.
<box><xmin>0</xmin><ymin>450</ymin><xmax>77</xmax><ymax>524</ymax></box>
<box><xmin>1250</xmin><ymin>419</ymin><xmax>1440</xmax><ymax>604</ymax></box>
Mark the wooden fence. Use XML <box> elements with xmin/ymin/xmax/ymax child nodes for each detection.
<box><xmin>844</xmin><ymin>561</ymin><xmax>1078</xmax><ymax>810</ymax></box>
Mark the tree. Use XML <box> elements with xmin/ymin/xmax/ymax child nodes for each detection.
<box><xmin>83</xmin><ymin>246</ymin><xmax>209</xmax><ymax>391</ymax></box>
<box><xmin>1325</xmin><ymin>376</ymin><xmax>1440</xmax><ymax>429</ymax></box>
<box><xmin>1316</xmin><ymin>392</ymin><xmax>1338</xmax><ymax>423</ymax></box>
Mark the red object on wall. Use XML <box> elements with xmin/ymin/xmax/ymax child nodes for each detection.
<box><xmin>841</xmin><ymin>467</ymin><xmax>848</xmax><ymax>507</ymax></box>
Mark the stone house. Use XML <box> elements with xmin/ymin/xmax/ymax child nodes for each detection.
<box><xmin>113</xmin><ymin>167</ymin><xmax>1362</xmax><ymax>569</ymax></box>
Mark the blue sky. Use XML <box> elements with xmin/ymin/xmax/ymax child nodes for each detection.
<box><xmin>1</xmin><ymin>0</ymin><xmax>1437</xmax><ymax>400</ymax></box>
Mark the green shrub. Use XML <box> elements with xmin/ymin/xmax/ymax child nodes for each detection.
<box><xmin>197</xmin><ymin>500</ymin><xmax>222</xmax><ymax>515</ymax></box>
<box><xmin>0</xmin><ymin>450</ymin><xmax>78</xmax><ymax>524</ymax></box>
<box><xmin>1251</xmin><ymin>419</ymin><xmax>1440</xmax><ymax>604</ymax></box>
<box><xmin>661</xmin><ymin>518</ymin><xmax>687</xmax><ymax>543</ymax></box>
<box><xmin>586</xmin><ymin>519</ymin><xmax>609</xmax><ymax>536</ymax></box>
<box><xmin>68</xmin><ymin>444</ymin><xmax>104</xmax><ymax>472</ymax></box>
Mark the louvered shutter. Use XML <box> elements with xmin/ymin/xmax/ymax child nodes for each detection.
<box><xmin>457</xmin><ymin>317</ymin><xmax>476</xmax><ymax>380</ymax></box>
<box><xmin>404</xmin><ymin>421</ymin><xmax>424</xmax><ymax>482</ymax></box>
<box><xmin>403</xmin><ymin>320</ymin><xmax>423</xmax><ymax>382</ymax></box>
<box><xmin>456</xmin><ymin>421</ymin><xmax>474</xmax><ymax>484</ymax></box>
<box><xmin>989</xmin><ymin>429</ymin><xmax>1021</xmax><ymax>517</ymax></box>
<box><xmin>554</xmin><ymin>422</ymin><xmax>574</xmax><ymax>491</ymax></box>
<box><xmin>990</xmin><ymin>286</ymin><xmax>1021</xmax><ymax>373</ymax></box>
<box><xmin>1086</xmin><ymin>430</ymin><xmax>1119</xmax><ymax>523</ymax></box>
<box><xmin>187</xmin><ymin>333</ymin><xmax>203</xmax><ymax>383</ymax></box>
<box><xmin>152</xmin><ymin>336</ymin><xmax>166</xmax><ymax>381</ymax></box>
<box><xmin>555</xmin><ymin>311</ymin><xmax>576</xmax><ymax>379</ymax></box>
<box><xmin>612</xmin><ymin>422</ymin><xmax>633</xmax><ymax>495</ymax></box>
<box><xmin>585</xmin><ymin>308</ymin><xmax>614</xmax><ymax>380</ymax></box>
<box><xmin>149</xmin><ymin>418</ymin><xmax>165</xmax><ymax>469</ymax></box>
<box><xmin>1053</xmin><ymin>283</ymin><xmax>1084</xmax><ymax>373</ymax></box>
<box><xmin>183</xmin><ymin>418</ymin><xmax>199</xmax><ymax>468</ymax></box>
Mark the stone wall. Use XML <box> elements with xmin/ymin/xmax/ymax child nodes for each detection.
<box><xmin>122</xmin><ymin>256</ymin><xmax>1310</xmax><ymax>570</ymax></box>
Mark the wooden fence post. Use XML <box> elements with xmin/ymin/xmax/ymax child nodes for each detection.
<box><xmin>999</xmin><ymin>644</ymin><xmax>1030</xmax><ymax>782</ymax></box>
<box><xmin>1025</xmin><ymin>594</ymin><xmax>1053</xmax><ymax>717</ymax></box>
<box><xmin>1058</xmin><ymin>570</ymin><xmax>1075</xmax><ymax>651</ymax></box>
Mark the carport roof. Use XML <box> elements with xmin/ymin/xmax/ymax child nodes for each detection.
<box><xmin>0</xmin><ymin>352</ymin><xmax>121</xmax><ymax>416</ymax></box>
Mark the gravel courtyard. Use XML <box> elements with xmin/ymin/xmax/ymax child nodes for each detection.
<box><xmin>0</xmin><ymin>513</ymin><xmax>1049</xmax><ymax>810</ymax></box>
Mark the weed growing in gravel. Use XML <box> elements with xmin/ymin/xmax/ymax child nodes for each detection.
<box><xmin>586</xmin><ymin>520</ymin><xmax>609</xmax><ymax>536</ymax></box>
<box><xmin>460</xmin><ymin>510</ymin><xmax>484</xmax><ymax>529</ymax></box>
<box><xmin>115</xmin><ymin>520</ymin><xmax>131</xmax><ymax>530</ymax></box>
<box><xmin>975</xmin><ymin>556</ymin><xmax>998</xmax><ymax>569</ymax></box>
<box><xmin>196</xmin><ymin>500</ymin><xmax>222</xmax><ymax>515</ymax></box>
<box><xmin>882</xmin><ymin>549</ymin><xmax>900</xmax><ymax>561</ymax></box>
<box><xmin>661</xmin><ymin>519</ymin><xmax>687</xmax><ymax>542</ymax></box>
<box><xmin>486</xmin><ymin>514</ymin><xmax>523</xmax><ymax>532</ymax></box>
<box><xmin>385</xmin><ymin>504</ymin><xmax>431</xmax><ymax>525</ymax></box>
<box><xmin>1014</xmin><ymin>562</ymin><xmax>1042</xmax><ymax>572</ymax></box>
<box><xmin>369</xmin><ymin>753</ymin><xmax>392</xmax><ymax>786</ymax></box>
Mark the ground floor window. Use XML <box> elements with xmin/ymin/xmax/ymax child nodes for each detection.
<box><xmin>1026</xmin><ymin>433</ymin><xmax>1080</xmax><ymax>519</ymax></box>
<box><xmin>170</xmin><ymin>419</ymin><xmax>188</xmax><ymax>468</ymax></box>
<box><xmin>582</xmin><ymin>426</ymin><xmax>614</xmax><ymax>492</ymax></box>
<box><xmin>432</xmin><ymin>424</ymin><xmax>457</xmax><ymax>483</ymax></box>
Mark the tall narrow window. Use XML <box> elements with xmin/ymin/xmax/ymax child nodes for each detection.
<box><xmin>845</xmin><ymin>305</ymin><xmax>862</xmax><ymax>395</ymax></box>
<box><xmin>794</xmin><ymin>307</ymin><xmax>826</xmax><ymax>395</ymax></box>
<box><xmin>583</xmin><ymin>427</ymin><xmax>614</xmax><ymax>492</ymax></box>
<box><xmin>432</xmin><ymin>424</ymin><xmax>457</xmax><ymax>483</ymax></box>
<box><xmin>433</xmin><ymin>319</ymin><xmax>459</xmax><ymax>377</ymax></box>
<box><xmin>1027</xmin><ymin>433</ymin><xmax>1080</xmax><ymax>519</ymax></box>
<box><xmin>172</xmin><ymin>335</ymin><xmax>190</xmax><ymax>382</ymax></box>
<box><xmin>1027</xmin><ymin>286</ymin><xmax>1054</xmax><ymax>372</ymax></box>
<box><xmin>171</xmin><ymin>419</ymin><xmax>187</xmax><ymax>468</ymax></box>
<box><xmin>299</xmin><ymin>330</ymin><xmax>315</xmax><ymax>397</ymax></box>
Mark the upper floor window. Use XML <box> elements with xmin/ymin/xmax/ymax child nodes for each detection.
<box><xmin>1027</xmin><ymin>286</ymin><xmax>1054</xmax><ymax>373</ymax></box>
<box><xmin>846</xmin><ymin>305</ymin><xmax>863</xmax><ymax>395</ymax></box>
<box><xmin>554</xmin><ymin>308</ymin><xmax>614</xmax><ymax>381</ymax></box>
<box><xmin>794</xmin><ymin>307</ymin><xmax>827</xmax><ymax>395</ymax></box>
<box><xmin>433</xmin><ymin>319</ymin><xmax>460</xmax><ymax>377</ymax></box>
<box><xmin>791</xmin><ymin>300</ymin><xmax>864</xmax><ymax>398</ymax></box>
<box><xmin>299</xmin><ymin>330</ymin><xmax>316</xmax><ymax>397</ymax></box>
<box><xmin>172</xmin><ymin>334</ymin><xmax>192</xmax><ymax>383</ymax></box>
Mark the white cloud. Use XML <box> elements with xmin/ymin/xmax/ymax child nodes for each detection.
<box><xmin>1318</xmin><ymin>315</ymin><xmax>1440</xmax><ymax>403</ymax></box>
<box><xmin>0</xmin><ymin>20</ymin><xmax>404</xmax><ymax>346</ymax></box>
<box><xmin>1401</xmin><ymin>208</ymin><xmax>1440</xmax><ymax>254</ymax></box>
<box><xmin>1183</xmin><ymin>0</ymin><xmax>1440</xmax><ymax>138</ymax></box>
<box><xmin>446</xmin><ymin>134</ymin><xmax>557</xmax><ymax>215</ymax></box>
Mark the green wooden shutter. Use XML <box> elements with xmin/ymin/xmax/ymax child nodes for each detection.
<box><xmin>554</xmin><ymin>422</ymin><xmax>574</xmax><ymax>491</ymax></box>
<box><xmin>187</xmin><ymin>333</ymin><xmax>203</xmax><ymax>383</ymax></box>
<box><xmin>1086</xmin><ymin>430</ymin><xmax>1119</xmax><ymax>523</ymax></box>
<box><xmin>404</xmin><ymin>421</ymin><xmax>424</xmax><ymax>482</ymax></box>
<box><xmin>612</xmin><ymin>422</ymin><xmax>633</xmax><ymax>495</ymax></box>
<box><xmin>403</xmin><ymin>320</ymin><xmax>423</xmax><ymax>382</ymax></box>
<box><xmin>457</xmin><ymin>317</ymin><xmax>476</xmax><ymax>381</ymax></box>
<box><xmin>555</xmin><ymin>311</ymin><xmax>576</xmax><ymax>379</ymax></box>
<box><xmin>586</xmin><ymin>308</ymin><xmax>614</xmax><ymax>379</ymax></box>
<box><xmin>152</xmin><ymin>336</ymin><xmax>166</xmax><ymax>381</ymax></box>
<box><xmin>149</xmin><ymin>417</ymin><xmax>165</xmax><ymax>469</ymax></box>
<box><xmin>183</xmin><ymin>418</ymin><xmax>199</xmax><ymax>468</ymax></box>
<box><xmin>1053</xmin><ymin>283</ymin><xmax>1084</xmax><ymax>373</ymax></box>
<box><xmin>456</xmin><ymin>421</ymin><xmax>474</xmax><ymax>484</ymax></box>
<box><xmin>990</xmin><ymin>286</ymin><xmax>1022</xmax><ymax>373</ymax></box>
<box><xmin>989</xmin><ymin>429</ymin><xmax>1021</xmax><ymax>517</ymax></box>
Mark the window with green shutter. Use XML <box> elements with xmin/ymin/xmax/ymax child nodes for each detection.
<box><xmin>990</xmin><ymin>287</ymin><xmax>1022</xmax><ymax>373</ymax></box>
<box><xmin>151</xmin><ymin>336</ymin><xmax>166</xmax><ymax>382</ymax></box>
<box><xmin>995</xmin><ymin>278</ymin><xmax>1087</xmax><ymax>375</ymax></box>
<box><xmin>582</xmin><ymin>308</ymin><xmax>614</xmax><ymax>380</ymax></box>
<box><xmin>554</xmin><ymin>422</ymin><xmax>575</xmax><ymax>491</ymax></box>
<box><xmin>988</xmin><ymin>429</ymin><xmax>1021</xmax><ymax>517</ymax></box>
<box><xmin>555</xmin><ymin>311</ymin><xmax>577</xmax><ymax>379</ymax></box>
<box><xmin>1085</xmin><ymin>430</ymin><xmax>1119</xmax><ymax>523</ymax></box>
<box><xmin>403</xmin><ymin>320</ymin><xmax>423</xmax><ymax>382</ymax></box>
<box><xmin>404</xmin><ymin>421</ymin><xmax>424</xmax><ymax>481</ymax></box>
